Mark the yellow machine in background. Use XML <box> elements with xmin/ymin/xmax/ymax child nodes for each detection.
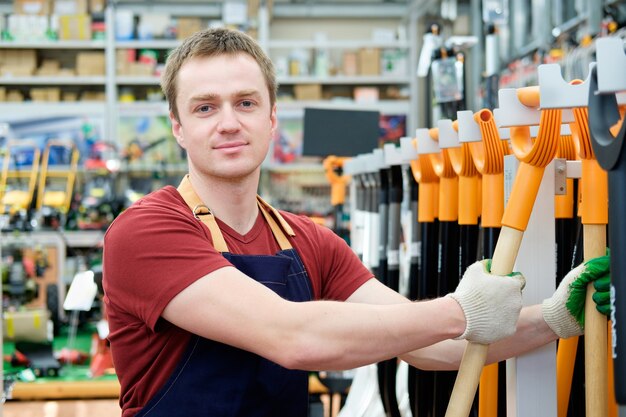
<box><xmin>0</xmin><ymin>139</ymin><xmax>41</xmax><ymax>229</ymax></box>
<box><xmin>36</xmin><ymin>139</ymin><xmax>80</xmax><ymax>229</ymax></box>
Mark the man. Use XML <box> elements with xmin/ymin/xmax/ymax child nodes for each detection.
<box><xmin>103</xmin><ymin>28</ymin><xmax>610</xmax><ymax>417</ymax></box>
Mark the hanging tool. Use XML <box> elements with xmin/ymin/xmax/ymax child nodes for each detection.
<box><xmin>385</xmin><ymin>143</ymin><xmax>414</xmax><ymax>416</ymax></box>
<box><xmin>458</xmin><ymin>108</ymin><xmax>510</xmax><ymax>417</ymax></box>
<box><xmin>424</xmin><ymin>125</ymin><xmax>462</xmax><ymax>417</ymax></box>
<box><xmin>441</xmin><ymin>118</ymin><xmax>483</xmax><ymax>417</ymax></box>
<box><xmin>538</xmin><ymin>62</ymin><xmax>612</xmax><ymax>417</ymax></box>
<box><xmin>400</xmin><ymin>136</ymin><xmax>421</xmax><ymax>417</ymax></box>
<box><xmin>445</xmin><ymin>85</ymin><xmax>562</xmax><ymax>417</ymax></box>
<box><xmin>412</xmin><ymin>129</ymin><xmax>441</xmax><ymax>416</ymax></box>
<box><xmin>372</xmin><ymin>147</ymin><xmax>402</xmax><ymax>417</ymax></box>
<box><xmin>340</xmin><ymin>154</ymin><xmax>385</xmax><ymax>417</ymax></box>
<box><xmin>588</xmin><ymin>36</ymin><xmax>626</xmax><ymax>407</ymax></box>
<box><xmin>323</xmin><ymin>156</ymin><xmax>351</xmax><ymax>242</ymax></box>
<box><xmin>554</xmin><ymin>129</ymin><xmax>583</xmax><ymax>417</ymax></box>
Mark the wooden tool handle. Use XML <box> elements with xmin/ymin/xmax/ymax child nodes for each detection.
<box><xmin>445</xmin><ymin>226</ymin><xmax>524</xmax><ymax>417</ymax></box>
<box><xmin>583</xmin><ymin>224</ymin><xmax>608</xmax><ymax>417</ymax></box>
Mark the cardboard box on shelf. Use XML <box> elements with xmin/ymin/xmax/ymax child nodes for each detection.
<box><xmin>53</xmin><ymin>0</ymin><xmax>88</xmax><ymax>15</ymax></box>
<box><xmin>14</xmin><ymin>0</ymin><xmax>50</xmax><ymax>15</ymax></box>
<box><xmin>81</xmin><ymin>91</ymin><xmax>105</xmax><ymax>101</ymax></box>
<box><xmin>128</xmin><ymin>62</ymin><xmax>155</xmax><ymax>76</ymax></box>
<box><xmin>116</xmin><ymin>48</ymin><xmax>136</xmax><ymax>75</ymax></box>
<box><xmin>177</xmin><ymin>17</ymin><xmax>203</xmax><ymax>40</ymax></box>
<box><xmin>57</xmin><ymin>68</ymin><xmax>76</xmax><ymax>76</ymax></box>
<box><xmin>62</xmin><ymin>91</ymin><xmax>78</xmax><ymax>101</ymax></box>
<box><xmin>353</xmin><ymin>86</ymin><xmax>379</xmax><ymax>103</ymax></box>
<box><xmin>342</xmin><ymin>51</ymin><xmax>358</xmax><ymax>76</ymax></box>
<box><xmin>1</xmin><ymin>50</ymin><xmax>38</xmax><ymax>73</ymax></box>
<box><xmin>58</xmin><ymin>14</ymin><xmax>92</xmax><ymax>40</ymax></box>
<box><xmin>88</xmin><ymin>0</ymin><xmax>105</xmax><ymax>13</ymax></box>
<box><xmin>358</xmin><ymin>48</ymin><xmax>380</xmax><ymax>76</ymax></box>
<box><xmin>294</xmin><ymin>84</ymin><xmax>322</xmax><ymax>101</ymax></box>
<box><xmin>36</xmin><ymin>59</ymin><xmax>61</xmax><ymax>76</ymax></box>
<box><xmin>6</xmin><ymin>90</ymin><xmax>25</xmax><ymax>102</ymax></box>
<box><xmin>0</xmin><ymin>87</ymin><xmax>6</xmax><ymax>101</ymax></box>
<box><xmin>76</xmin><ymin>51</ymin><xmax>105</xmax><ymax>75</ymax></box>
<box><xmin>31</xmin><ymin>87</ymin><xmax>61</xmax><ymax>101</ymax></box>
<box><xmin>1</xmin><ymin>66</ymin><xmax>35</xmax><ymax>77</ymax></box>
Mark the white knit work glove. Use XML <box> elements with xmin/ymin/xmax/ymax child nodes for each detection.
<box><xmin>542</xmin><ymin>254</ymin><xmax>611</xmax><ymax>339</ymax></box>
<box><xmin>448</xmin><ymin>260</ymin><xmax>526</xmax><ymax>345</ymax></box>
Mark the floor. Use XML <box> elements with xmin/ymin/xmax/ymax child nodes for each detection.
<box><xmin>3</xmin><ymin>399</ymin><xmax>121</xmax><ymax>417</ymax></box>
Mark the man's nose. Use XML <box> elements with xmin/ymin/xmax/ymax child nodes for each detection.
<box><xmin>217</xmin><ymin>105</ymin><xmax>241</xmax><ymax>132</ymax></box>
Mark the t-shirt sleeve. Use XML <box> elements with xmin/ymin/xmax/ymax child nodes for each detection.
<box><xmin>310</xmin><ymin>223</ymin><xmax>374</xmax><ymax>301</ymax></box>
<box><xmin>103</xmin><ymin>203</ymin><xmax>231</xmax><ymax>331</ymax></box>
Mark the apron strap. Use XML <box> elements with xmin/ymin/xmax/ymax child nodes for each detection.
<box><xmin>177</xmin><ymin>175</ymin><xmax>294</xmax><ymax>252</ymax></box>
<box><xmin>177</xmin><ymin>175</ymin><xmax>229</xmax><ymax>253</ymax></box>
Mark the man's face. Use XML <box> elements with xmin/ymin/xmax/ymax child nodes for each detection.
<box><xmin>171</xmin><ymin>53</ymin><xmax>277</xmax><ymax>181</ymax></box>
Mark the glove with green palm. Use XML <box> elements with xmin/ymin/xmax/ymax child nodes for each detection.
<box><xmin>542</xmin><ymin>254</ymin><xmax>611</xmax><ymax>339</ymax></box>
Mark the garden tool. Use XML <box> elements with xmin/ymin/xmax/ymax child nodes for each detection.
<box><xmin>538</xmin><ymin>62</ymin><xmax>611</xmax><ymax>417</ymax></box>
<box><xmin>445</xmin><ymin>85</ymin><xmax>562</xmax><ymax>417</ymax></box>
<box><xmin>588</xmin><ymin>36</ymin><xmax>626</xmax><ymax>407</ymax></box>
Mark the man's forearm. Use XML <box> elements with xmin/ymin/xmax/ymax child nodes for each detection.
<box><xmin>400</xmin><ymin>304</ymin><xmax>558</xmax><ymax>371</ymax></box>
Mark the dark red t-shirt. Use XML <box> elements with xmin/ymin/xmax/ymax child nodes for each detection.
<box><xmin>102</xmin><ymin>186</ymin><xmax>373</xmax><ymax>417</ymax></box>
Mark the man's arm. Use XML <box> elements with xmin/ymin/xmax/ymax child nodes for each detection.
<box><xmin>346</xmin><ymin>278</ymin><xmax>557</xmax><ymax>370</ymax></box>
<box><xmin>162</xmin><ymin>266</ymin><xmax>466</xmax><ymax>371</ymax></box>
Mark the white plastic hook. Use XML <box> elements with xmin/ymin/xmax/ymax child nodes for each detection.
<box><xmin>384</xmin><ymin>143</ymin><xmax>405</xmax><ymax>166</ymax></box>
<box><xmin>372</xmin><ymin>148</ymin><xmax>388</xmax><ymax>170</ymax></box>
<box><xmin>343</xmin><ymin>155</ymin><xmax>360</xmax><ymax>176</ymax></box>
<box><xmin>437</xmin><ymin>119</ymin><xmax>460</xmax><ymax>149</ymax></box>
<box><xmin>494</xmin><ymin>88</ymin><xmax>542</xmax><ymax>127</ymax></box>
<box><xmin>400</xmin><ymin>136</ymin><xmax>418</xmax><ymax>160</ymax></box>
<box><xmin>595</xmin><ymin>37</ymin><xmax>626</xmax><ymax>94</ymax></box>
<box><xmin>538</xmin><ymin>63</ymin><xmax>592</xmax><ymax>108</ymax></box>
<box><xmin>494</xmin><ymin>88</ymin><xmax>575</xmax><ymax>126</ymax></box>
<box><xmin>416</xmin><ymin>128</ymin><xmax>440</xmax><ymax>154</ymax></box>
<box><xmin>457</xmin><ymin>110</ymin><xmax>482</xmax><ymax>143</ymax></box>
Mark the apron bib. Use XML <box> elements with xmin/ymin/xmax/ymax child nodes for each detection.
<box><xmin>136</xmin><ymin>175</ymin><xmax>313</xmax><ymax>417</ymax></box>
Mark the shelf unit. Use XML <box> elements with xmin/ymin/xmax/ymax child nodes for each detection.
<box><xmin>0</xmin><ymin>1</ymin><xmax>419</xmax><ymax>139</ymax></box>
<box><xmin>258</xmin><ymin>4</ymin><xmax>417</xmax><ymax>131</ymax></box>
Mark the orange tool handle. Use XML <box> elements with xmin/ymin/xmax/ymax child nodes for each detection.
<box><xmin>469</xmin><ymin>109</ymin><xmax>508</xmax><ymax>228</ymax></box>
<box><xmin>448</xmin><ymin>120</ymin><xmax>479</xmax><ymax>226</ymax></box>
<box><xmin>410</xmin><ymin>138</ymin><xmax>440</xmax><ymax>223</ymax></box>
<box><xmin>429</xmin><ymin>128</ymin><xmax>459</xmax><ymax>222</ymax></box>
<box><xmin>323</xmin><ymin>156</ymin><xmax>350</xmax><ymax>206</ymax></box>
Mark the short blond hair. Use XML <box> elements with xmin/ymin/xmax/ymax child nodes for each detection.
<box><xmin>161</xmin><ymin>28</ymin><xmax>277</xmax><ymax>122</ymax></box>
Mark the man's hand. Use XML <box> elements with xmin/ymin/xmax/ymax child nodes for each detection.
<box><xmin>542</xmin><ymin>254</ymin><xmax>611</xmax><ymax>339</ymax></box>
<box><xmin>448</xmin><ymin>260</ymin><xmax>526</xmax><ymax>345</ymax></box>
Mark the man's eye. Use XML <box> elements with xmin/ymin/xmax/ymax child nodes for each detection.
<box><xmin>241</xmin><ymin>100</ymin><xmax>254</xmax><ymax>108</ymax></box>
<box><xmin>198</xmin><ymin>105</ymin><xmax>211</xmax><ymax>113</ymax></box>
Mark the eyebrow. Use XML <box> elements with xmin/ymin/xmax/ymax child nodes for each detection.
<box><xmin>188</xmin><ymin>89</ymin><xmax>262</xmax><ymax>105</ymax></box>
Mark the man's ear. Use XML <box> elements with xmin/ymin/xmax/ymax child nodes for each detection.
<box><xmin>269</xmin><ymin>103</ymin><xmax>278</xmax><ymax>135</ymax></box>
<box><xmin>170</xmin><ymin>111</ymin><xmax>185</xmax><ymax>148</ymax></box>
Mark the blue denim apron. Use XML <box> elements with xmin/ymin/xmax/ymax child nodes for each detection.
<box><xmin>135</xmin><ymin>175</ymin><xmax>313</xmax><ymax>417</ymax></box>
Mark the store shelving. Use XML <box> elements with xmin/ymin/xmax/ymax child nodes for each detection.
<box><xmin>0</xmin><ymin>40</ymin><xmax>106</xmax><ymax>49</ymax></box>
<box><xmin>277</xmin><ymin>75</ymin><xmax>411</xmax><ymax>85</ymax></box>
<box><xmin>0</xmin><ymin>102</ymin><xmax>105</xmax><ymax>122</ymax></box>
<box><xmin>0</xmin><ymin>76</ymin><xmax>106</xmax><ymax>85</ymax></box>
<box><xmin>0</xmin><ymin>1</ymin><xmax>419</xmax><ymax>138</ymax></box>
